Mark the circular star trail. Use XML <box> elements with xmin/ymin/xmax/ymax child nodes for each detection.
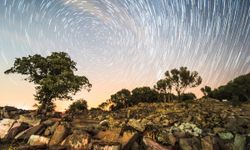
<box><xmin>0</xmin><ymin>0</ymin><xmax>250</xmax><ymax>109</ymax></box>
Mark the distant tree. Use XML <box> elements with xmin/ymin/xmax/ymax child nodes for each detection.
<box><xmin>68</xmin><ymin>99</ymin><xmax>88</xmax><ymax>114</ymax></box>
<box><xmin>130</xmin><ymin>87</ymin><xmax>158</xmax><ymax>104</ymax></box>
<box><xmin>5</xmin><ymin>52</ymin><xmax>91</xmax><ymax>116</ymax></box>
<box><xmin>154</xmin><ymin>79</ymin><xmax>173</xmax><ymax>102</ymax></box>
<box><xmin>201</xmin><ymin>86</ymin><xmax>212</xmax><ymax>98</ymax></box>
<box><xmin>110</xmin><ymin>89</ymin><xmax>131</xmax><ymax>109</ymax></box>
<box><xmin>210</xmin><ymin>73</ymin><xmax>250</xmax><ymax>103</ymax></box>
<box><xmin>180</xmin><ymin>92</ymin><xmax>197</xmax><ymax>101</ymax></box>
<box><xmin>165</xmin><ymin>67</ymin><xmax>202</xmax><ymax>100</ymax></box>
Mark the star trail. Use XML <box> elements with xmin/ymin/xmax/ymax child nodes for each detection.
<box><xmin>0</xmin><ymin>0</ymin><xmax>250</xmax><ymax>110</ymax></box>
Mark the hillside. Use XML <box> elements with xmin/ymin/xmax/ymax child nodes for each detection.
<box><xmin>0</xmin><ymin>98</ymin><xmax>250</xmax><ymax>150</ymax></box>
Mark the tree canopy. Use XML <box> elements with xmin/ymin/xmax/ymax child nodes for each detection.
<box><xmin>5</xmin><ymin>52</ymin><xmax>91</xmax><ymax>114</ymax></box>
<box><xmin>165</xmin><ymin>66</ymin><xmax>202</xmax><ymax>100</ymax></box>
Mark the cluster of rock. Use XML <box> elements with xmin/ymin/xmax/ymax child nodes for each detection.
<box><xmin>0</xmin><ymin>98</ymin><xmax>250</xmax><ymax>150</ymax></box>
<box><xmin>89</xmin><ymin>98</ymin><xmax>250</xmax><ymax>150</ymax></box>
<box><xmin>0</xmin><ymin>106</ymin><xmax>28</xmax><ymax>120</ymax></box>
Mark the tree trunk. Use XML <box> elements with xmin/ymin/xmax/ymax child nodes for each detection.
<box><xmin>164</xmin><ymin>91</ymin><xmax>167</xmax><ymax>103</ymax></box>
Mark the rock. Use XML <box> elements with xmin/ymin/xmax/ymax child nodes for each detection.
<box><xmin>218</xmin><ymin>132</ymin><xmax>234</xmax><ymax>140</ymax></box>
<box><xmin>201</xmin><ymin>136</ymin><xmax>219</xmax><ymax>150</ymax></box>
<box><xmin>42</xmin><ymin>119</ymin><xmax>55</xmax><ymax>126</ymax></box>
<box><xmin>44</xmin><ymin>121</ymin><xmax>59</xmax><ymax>136</ymax></box>
<box><xmin>127</xmin><ymin>119</ymin><xmax>145</xmax><ymax>132</ymax></box>
<box><xmin>49</xmin><ymin>124</ymin><xmax>69</xmax><ymax>145</ymax></box>
<box><xmin>233</xmin><ymin>134</ymin><xmax>246</xmax><ymax>150</ymax></box>
<box><xmin>28</xmin><ymin>135</ymin><xmax>49</xmax><ymax>146</ymax></box>
<box><xmin>213</xmin><ymin>127</ymin><xmax>226</xmax><ymax>134</ymax></box>
<box><xmin>166</xmin><ymin>134</ymin><xmax>177</xmax><ymax>146</ymax></box>
<box><xmin>62</xmin><ymin>130</ymin><xmax>90</xmax><ymax>149</ymax></box>
<box><xmin>100</xmin><ymin>120</ymin><xmax>109</xmax><ymax>127</ymax></box>
<box><xmin>15</xmin><ymin>124</ymin><xmax>46</xmax><ymax>141</ymax></box>
<box><xmin>143</xmin><ymin>137</ymin><xmax>171</xmax><ymax>150</ymax></box>
<box><xmin>4</xmin><ymin>121</ymin><xmax>30</xmax><ymax>140</ymax></box>
<box><xmin>0</xmin><ymin>119</ymin><xmax>16</xmax><ymax>139</ymax></box>
<box><xmin>92</xmin><ymin>141</ymin><xmax>121</xmax><ymax>150</ymax></box>
<box><xmin>179</xmin><ymin>137</ymin><xmax>201</xmax><ymax>150</ymax></box>
<box><xmin>18</xmin><ymin>115</ymin><xmax>41</xmax><ymax>126</ymax></box>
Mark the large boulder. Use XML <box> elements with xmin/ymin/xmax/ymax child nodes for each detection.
<box><xmin>0</xmin><ymin>119</ymin><xmax>16</xmax><ymax>139</ymax></box>
<box><xmin>28</xmin><ymin>135</ymin><xmax>49</xmax><ymax>146</ymax></box>
<box><xmin>4</xmin><ymin>121</ymin><xmax>30</xmax><ymax>140</ymax></box>
<box><xmin>61</xmin><ymin>130</ymin><xmax>91</xmax><ymax>149</ymax></box>
<box><xmin>15</xmin><ymin>124</ymin><xmax>46</xmax><ymax>141</ymax></box>
<box><xmin>49</xmin><ymin>124</ymin><xmax>69</xmax><ymax>145</ymax></box>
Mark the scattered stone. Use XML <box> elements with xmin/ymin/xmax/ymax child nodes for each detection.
<box><xmin>28</xmin><ymin>135</ymin><xmax>49</xmax><ymax>146</ymax></box>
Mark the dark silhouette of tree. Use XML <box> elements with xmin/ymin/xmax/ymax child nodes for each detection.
<box><xmin>201</xmin><ymin>86</ymin><xmax>212</xmax><ymax>98</ymax></box>
<box><xmin>154</xmin><ymin>79</ymin><xmax>173</xmax><ymax>102</ymax></box>
<box><xmin>130</xmin><ymin>87</ymin><xmax>158</xmax><ymax>104</ymax></box>
<box><xmin>165</xmin><ymin>67</ymin><xmax>202</xmax><ymax>100</ymax></box>
<box><xmin>210</xmin><ymin>73</ymin><xmax>250</xmax><ymax>102</ymax></box>
<box><xmin>68</xmin><ymin>99</ymin><xmax>88</xmax><ymax>115</ymax></box>
<box><xmin>5</xmin><ymin>52</ymin><xmax>91</xmax><ymax>116</ymax></box>
<box><xmin>110</xmin><ymin>89</ymin><xmax>131</xmax><ymax>109</ymax></box>
<box><xmin>180</xmin><ymin>92</ymin><xmax>196</xmax><ymax>101</ymax></box>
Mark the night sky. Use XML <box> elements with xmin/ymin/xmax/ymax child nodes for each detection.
<box><xmin>0</xmin><ymin>0</ymin><xmax>250</xmax><ymax>110</ymax></box>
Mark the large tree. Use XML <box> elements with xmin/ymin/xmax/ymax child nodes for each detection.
<box><xmin>165</xmin><ymin>67</ymin><xmax>202</xmax><ymax>100</ymax></box>
<box><xmin>5</xmin><ymin>52</ymin><xmax>91</xmax><ymax>115</ymax></box>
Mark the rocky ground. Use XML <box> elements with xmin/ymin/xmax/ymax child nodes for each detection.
<box><xmin>0</xmin><ymin>98</ymin><xmax>250</xmax><ymax>150</ymax></box>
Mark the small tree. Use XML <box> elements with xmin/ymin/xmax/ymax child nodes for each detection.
<box><xmin>68</xmin><ymin>99</ymin><xmax>88</xmax><ymax>114</ymax></box>
<box><xmin>110</xmin><ymin>89</ymin><xmax>131</xmax><ymax>109</ymax></box>
<box><xmin>5</xmin><ymin>52</ymin><xmax>91</xmax><ymax>116</ymax></box>
<box><xmin>154</xmin><ymin>79</ymin><xmax>172</xmax><ymax>102</ymax></box>
<box><xmin>130</xmin><ymin>87</ymin><xmax>158</xmax><ymax>104</ymax></box>
<box><xmin>165</xmin><ymin>67</ymin><xmax>202</xmax><ymax>100</ymax></box>
<box><xmin>201</xmin><ymin>86</ymin><xmax>212</xmax><ymax>98</ymax></box>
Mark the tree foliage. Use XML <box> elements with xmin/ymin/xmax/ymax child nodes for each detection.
<box><xmin>5</xmin><ymin>52</ymin><xmax>91</xmax><ymax>114</ymax></box>
<box><xmin>201</xmin><ymin>86</ymin><xmax>212</xmax><ymax>98</ymax></box>
<box><xmin>165</xmin><ymin>67</ymin><xmax>202</xmax><ymax>100</ymax></box>
<box><xmin>110</xmin><ymin>89</ymin><xmax>131</xmax><ymax>109</ymax></box>
<box><xmin>210</xmin><ymin>73</ymin><xmax>250</xmax><ymax>102</ymax></box>
<box><xmin>130</xmin><ymin>87</ymin><xmax>159</xmax><ymax>104</ymax></box>
<box><xmin>68</xmin><ymin>99</ymin><xmax>88</xmax><ymax>114</ymax></box>
<box><xmin>154</xmin><ymin>79</ymin><xmax>172</xmax><ymax>102</ymax></box>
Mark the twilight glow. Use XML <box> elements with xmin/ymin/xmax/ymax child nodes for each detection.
<box><xmin>0</xmin><ymin>0</ymin><xmax>250</xmax><ymax>111</ymax></box>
